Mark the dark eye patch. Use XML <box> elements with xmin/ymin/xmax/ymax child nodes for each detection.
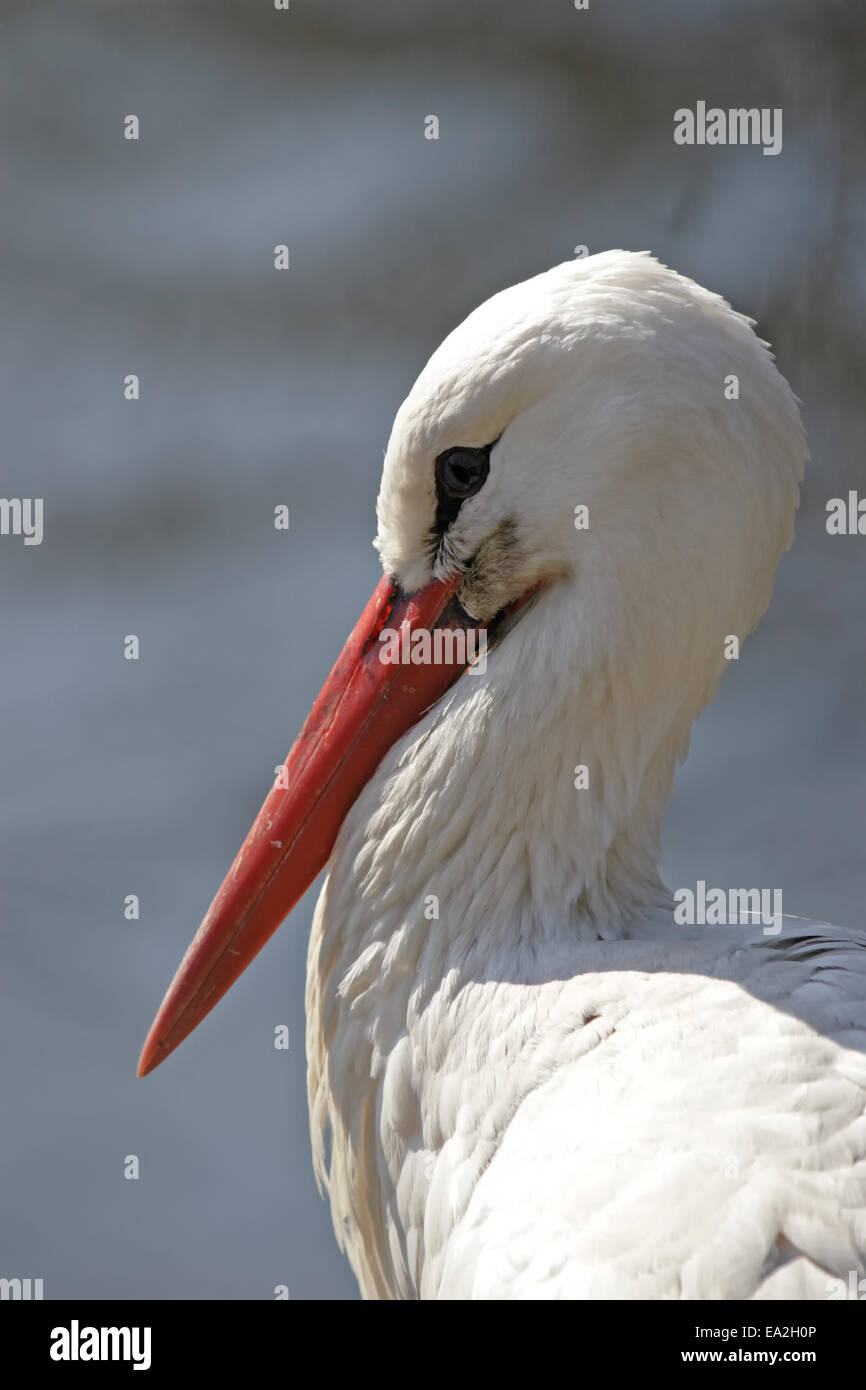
<box><xmin>430</xmin><ymin>441</ymin><xmax>497</xmax><ymax>557</ymax></box>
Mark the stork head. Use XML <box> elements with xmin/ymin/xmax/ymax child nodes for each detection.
<box><xmin>139</xmin><ymin>251</ymin><xmax>806</xmax><ymax>1076</ymax></box>
<box><xmin>377</xmin><ymin>250</ymin><xmax>804</xmax><ymax>633</ymax></box>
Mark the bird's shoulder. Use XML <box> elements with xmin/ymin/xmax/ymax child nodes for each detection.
<box><xmin>433</xmin><ymin>920</ymin><xmax>866</xmax><ymax>1299</ymax></box>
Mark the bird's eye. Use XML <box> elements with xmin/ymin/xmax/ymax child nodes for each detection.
<box><xmin>435</xmin><ymin>446</ymin><xmax>491</xmax><ymax>501</ymax></box>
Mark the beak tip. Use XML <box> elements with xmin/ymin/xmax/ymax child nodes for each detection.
<box><xmin>137</xmin><ymin>1027</ymin><xmax>167</xmax><ymax>1078</ymax></box>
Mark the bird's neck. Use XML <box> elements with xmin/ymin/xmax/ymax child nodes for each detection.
<box><xmin>308</xmin><ymin>574</ymin><xmax>712</xmax><ymax>1030</ymax></box>
<box><xmin>305</xmin><ymin>580</ymin><xmax>709</xmax><ymax>1292</ymax></box>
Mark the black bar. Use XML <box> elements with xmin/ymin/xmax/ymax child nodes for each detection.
<box><xmin>2</xmin><ymin>1298</ymin><xmax>860</xmax><ymax>1372</ymax></box>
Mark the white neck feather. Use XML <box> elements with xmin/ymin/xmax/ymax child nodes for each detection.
<box><xmin>304</xmin><ymin>564</ymin><xmax>734</xmax><ymax>1294</ymax></box>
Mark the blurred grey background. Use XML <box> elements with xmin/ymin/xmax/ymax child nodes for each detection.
<box><xmin>1</xmin><ymin>0</ymin><xmax>863</xmax><ymax>1299</ymax></box>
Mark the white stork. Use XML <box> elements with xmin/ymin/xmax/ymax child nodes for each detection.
<box><xmin>139</xmin><ymin>251</ymin><xmax>866</xmax><ymax>1301</ymax></box>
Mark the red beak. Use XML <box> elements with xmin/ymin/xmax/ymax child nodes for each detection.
<box><xmin>137</xmin><ymin>571</ymin><xmax>484</xmax><ymax>1077</ymax></box>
